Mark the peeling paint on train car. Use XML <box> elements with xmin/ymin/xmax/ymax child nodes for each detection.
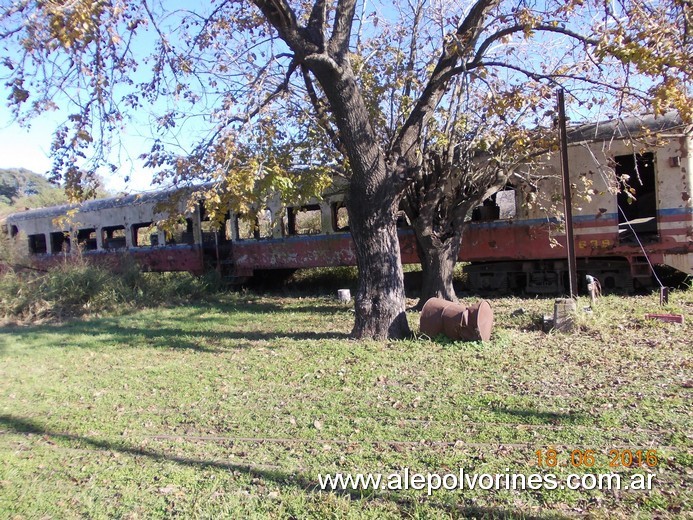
<box><xmin>18</xmin><ymin>246</ymin><xmax>205</xmax><ymax>275</ymax></box>
<box><xmin>229</xmin><ymin>229</ymin><xmax>420</xmax><ymax>273</ymax></box>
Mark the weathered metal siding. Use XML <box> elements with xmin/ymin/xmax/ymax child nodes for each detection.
<box><xmin>4</xmin><ymin>189</ymin><xmax>205</xmax><ymax>274</ymax></box>
<box><xmin>230</xmin><ymin>229</ymin><xmax>420</xmax><ymax>272</ymax></box>
<box><xmin>23</xmin><ymin>246</ymin><xmax>205</xmax><ymax>275</ymax></box>
<box><xmin>660</xmin><ymin>133</ymin><xmax>693</xmax><ymax>274</ymax></box>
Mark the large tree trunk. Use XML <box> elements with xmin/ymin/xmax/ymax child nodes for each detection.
<box><xmin>348</xmin><ymin>183</ymin><xmax>411</xmax><ymax>339</ymax></box>
<box><xmin>414</xmin><ymin>225</ymin><xmax>462</xmax><ymax>308</ymax></box>
<box><xmin>306</xmin><ymin>60</ymin><xmax>411</xmax><ymax>339</ymax></box>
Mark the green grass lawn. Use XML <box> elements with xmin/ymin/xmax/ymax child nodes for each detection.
<box><xmin>1</xmin><ymin>291</ymin><xmax>691</xmax><ymax>519</ymax></box>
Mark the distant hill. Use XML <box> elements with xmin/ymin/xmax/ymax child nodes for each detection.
<box><xmin>0</xmin><ymin>168</ymin><xmax>68</xmax><ymax>217</ymax></box>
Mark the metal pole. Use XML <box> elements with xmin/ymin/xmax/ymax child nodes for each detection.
<box><xmin>557</xmin><ymin>89</ymin><xmax>578</xmax><ymax>298</ymax></box>
<box><xmin>660</xmin><ymin>286</ymin><xmax>669</xmax><ymax>306</ymax></box>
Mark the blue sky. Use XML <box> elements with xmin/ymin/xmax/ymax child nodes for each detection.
<box><xmin>0</xmin><ymin>96</ymin><xmax>159</xmax><ymax>194</ymax></box>
<box><xmin>0</xmin><ymin>96</ymin><xmax>169</xmax><ymax>198</ymax></box>
<box><xmin>0</xmin><ymin>0</ymin><xmax>650</xmax><ymax>196</ymax></box>
<box><xmin>0</xmin><ymin>1</ymin><xmax>196</xmax><ymax>195</ymax></box>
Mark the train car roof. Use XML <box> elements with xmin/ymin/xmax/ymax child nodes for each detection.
<box><xmin>567</xmin><ymin>111</ymin><xmax>689</xmax><ymax>143</ymax></box>
<box><xmin>4</xmin><ymin>185</ymin><xmax>192</xmax><ymax>223</ymax></box>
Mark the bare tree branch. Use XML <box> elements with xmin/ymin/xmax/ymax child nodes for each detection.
<box><xmin>306</xmin><ymin>0</ymin><xmax>327</xmax><ymax>49</ymax></box>
<box><xmin>470</xmin><ymin>60</ymin><xmax>649</xmax><ymax>100</ymax></box>
<box><xmin>391</xmin><ymin>0</ymin><xmax>500</xmax><ymax>173</ymax></box>
<box><xmin>196</xmin><ymin>58</ymin><xmax>300</xmax><ymax>154</ymax></box>
<box><xmin>328</xmin><ymin>0</ymin><xmax>358</xmax><ymax>60</ymax></box>
<box><xmin>469</xmin><ymin>24</ymin><xmax>600</xmax><ymax>67</ymax></box>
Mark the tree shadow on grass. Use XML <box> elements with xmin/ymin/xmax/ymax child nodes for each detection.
<box><xmin>0</xmin><ymin>296</ymin><xmax>354</xmax><ymax>354</ymax></box>
<box><xmin>0</xmin><ymin>297</ymin><xmax>350</xmax><ymax>332</ymax></box>
<box><xmin>0</xmin><ymin>413</ymin><xmax>568</xmax><ymax>520</ymax></box>
<box><xmin>211</xmin><ymin>298</ymin><xmax>353</xmax><ymax>316</ymax></box>
<box><xmin>494</xmin><ymin>407</ymin><xmax>586</xmax><ymax>426</ymax></box>
<box><xmin>0</xmin><ymin>318</ymin><xmax>351</xmax><ymax>353</ymax></box>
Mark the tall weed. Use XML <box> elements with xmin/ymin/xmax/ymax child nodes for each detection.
<box><xmin>0</xmin><ymin>256</ymin><xmax>220</xmax><ymax>323</ymax></box>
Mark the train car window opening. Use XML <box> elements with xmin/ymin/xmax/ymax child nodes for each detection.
<box><xmin>102</xmin><ymin>226</ymin><xmax>126</xmax><ymax>249</ymax></box>
<box><xmin>224</xmin><ymin>218</ymin><xmax>233</xmax><ymax>241</ymax></box>
<box><xmin>332</xmin><ymin>203</ymin><xmax>349</xmax><ymax>232</ymax></box>
<box><xmin>472</xmin><ymin>199</ymin><xmax>500</xmax><ymax>221</ymax></box>
<box><xmin>236</xmin><ymin>216</ymin><xmax>253</xmax><ymax>240</ymax></box>
<box><xmin>257</xmin><ymin>210</ymin><xmax>273</xmax><ymax>238</ymax></box>
<box><xmin>200</xmin><ymin>219</ymin><xmax>219</xmax><ymax>244</ymax></box>
<box><xmin>236</xmin><ymin>210</ymin><xmax>272</xmax><ymax>240</ymax></box>
<box><xmin>183</xmin><ymin>218</ymin><xmax>195</xmax><ymax>244</ymax></box>
<box><xmin>286</xmin><ymin>205</ymin><xmax>322</xmax><ymax>235</ymax></box>
<box><xmin>396</xmin><ymin>210</ymin><xmax>411</xmax><ymax>228</ymax></box>
<box><xmin>285</xmin><ymin>208</ymin><xmax>296</xmax><ymax>235</ymax></box>
<box><xmin>28</xmin><ymin>233</ymin><xmax>48</xmax><ymax>255</ymax></box>
<box><xmin>165</xmin><ymin>218</ymin><xmax>195</xmax><ymax>245</ymax></box>
<box><xmin>200</xmin><ymin>203</ymin><xmax>244</xmax><ymax>242</ymax></box>
<box><xmin>615</xmin><ymin>152</ymin><xmax>658</xmax><ymax>243</ymax></box>
<box><xmin>471</xmin><ymin>188</ymin><xmax>517</xmax><ymax>222</ymax></box>
<box><xmin>236</xmin><ymin>215</ymin><xmax>257</xmax><ymax>240</ymax></box>
<box><xmin>132</xmin><ymin>223</ymin><xmax>156</xmax><ymax>247</ymax></box>
<box><xmin>496</xmin><ymin>189</ymin><xmax>517</xmax><ymax>219</ymax></box>
<box><xmin>218</xmin><ymin>212</ymin><xmax>232</xmax><ymax>243</ymax></box>
<box><xmin>77</xmin><ymin>228</ymin><xmax>98</xmax><ymax>251</ymax></box>
<box><xmin>50</xmin><ymin>231</ymin><xmax>71</xmax><ymax>253</ymax></box>
<box><xmin>200</xmin><ymin>221</ymin><xmax>217</xmax><ymax>232</ymax></box>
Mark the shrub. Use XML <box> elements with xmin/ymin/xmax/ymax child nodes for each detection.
<box><xmin>139</xmin><ymin>270</ymin><xmax>219</xmax><ymax>302</ymax></box>
<box><xmin>0</xmin><ymin>270</ymin><xmax>36</xmax><ymax>317</ymax></box>
<box><xmin>0</xmin><ymin>257</ymin><xmax>220</xmax><ymax>323</ymax></box>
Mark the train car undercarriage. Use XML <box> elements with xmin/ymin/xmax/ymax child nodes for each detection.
<box><xmin>465</xmin><ymin>257</ymin><xmax>647</xmax><ymax>295</ymax></box>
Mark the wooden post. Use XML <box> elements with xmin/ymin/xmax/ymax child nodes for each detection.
<box><xmin>557</xmin><ymin>89</ymin><xmax>578</xmax><ymax>298</ymax></box>
<box><xmin>554</xmin><ymin>298</ymin><xmax>577</xmax><ymax>332</ymax></box>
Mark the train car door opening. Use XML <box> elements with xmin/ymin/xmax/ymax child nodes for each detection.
<box><xmin>615</xmin><ymin>152</ymin><xmax>658</xmax><ymax>242</ymax></box>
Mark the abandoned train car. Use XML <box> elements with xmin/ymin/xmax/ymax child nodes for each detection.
<box><xmin>464</xmin><ymin>113</ymin><xmax>693</xmax><ymax>292</ymax></box>
<box><xmin>4</xmin><ymin>113</ymin><xmax>692</xmax><ymax>294</ymax></box>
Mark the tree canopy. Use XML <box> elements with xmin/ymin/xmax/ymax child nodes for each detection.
<box><xmin>1</xmin><ymin>0</ymin><xmax>691</xmax><ymax>337</ymax></box>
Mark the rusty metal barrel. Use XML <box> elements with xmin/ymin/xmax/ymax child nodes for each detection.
<box><xmin>419</xmin><ymin>297</ymin><xmax>494</xmax><ymax>342</ymax></box>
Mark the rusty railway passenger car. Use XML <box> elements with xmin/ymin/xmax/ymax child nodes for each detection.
<box><xmin>463</xmin><ymin>113</ymin><xmax>692</xmax><ymax>293</ymax></box>
<box><xmin>4</xmin><ymin>114</ymin><xmax>692</xmax><ymax>294</ymax></box>
<box><xmin>4</xmin><ymin>189</ymin><xmax>208</xmax><ymax>274</ymax></box>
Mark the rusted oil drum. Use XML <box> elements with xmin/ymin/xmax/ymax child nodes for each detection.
<box><xmin>441</xmin><ymin>302</ymin><xmax>469</xmax><ymax>339</ymax></box>
<box><xmin>464</xmin><ymin>300</ymin><xmax>494</xmax><ymax>341</ymax></box>
<box><xmin>419</xmin><ymin>297</ymin><xmax>494</xmax><ymax>342</ymax></box>
<box><xmin>419</xmin><ymin>297</ymin><xmax>455</xmax><ymax>337</ymax></box>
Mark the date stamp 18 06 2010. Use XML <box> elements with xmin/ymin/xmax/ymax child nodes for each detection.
<box><xmin>535</xmin><ymin>448</ymin><xmax>659</xmax><ymax>469</ymax></box>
